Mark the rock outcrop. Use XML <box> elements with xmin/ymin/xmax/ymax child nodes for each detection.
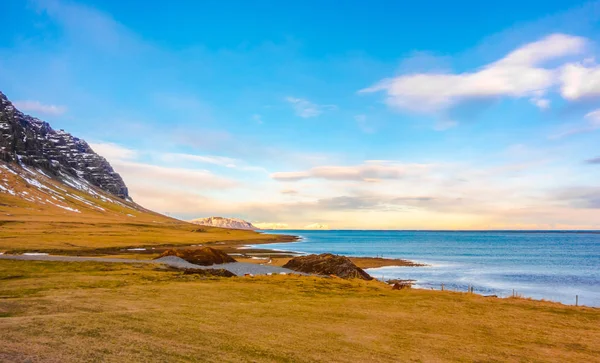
<box><xmin>0</xmin><ymin>91</ymin><xmax>129</xmax><ymax>199</ymax></box>
<box><xmin>190</xmin><ymin>216</ymin><xmax>257</xmax><ymax>230</ymax></box>
<box><xmin>283</xmin><ymin>253</ymin><xmax>373</xmax><ymax>280</ymax></box>
<box><xmin>157</xmin><ymin>247</ymin><xmax>237</xmax><ymax>266</ymax></box>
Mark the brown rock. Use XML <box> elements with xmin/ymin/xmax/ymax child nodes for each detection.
<box><xmin>157</xmin><ymin>247</ymin><xmax>236</xmax><ymax>266</ymax></box>
<box><xmin>283</xmin><ymin>253</ymin><xmax>373</xmax><ymax>280</ymax></box>
<box><xmin>182</xmin><ymin>268</ymin><xmax>235</xmax><ymax>277</ymax></box>
<box><xmin>392</xmin><ymin>282</ymin><xmax>412</xmax><ymax>290</ymax></box>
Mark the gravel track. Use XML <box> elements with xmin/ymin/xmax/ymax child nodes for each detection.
<box><xmin>0</xmin><ymin>254</ymin><xmax>303</xmax><ymax>276</ymax></box>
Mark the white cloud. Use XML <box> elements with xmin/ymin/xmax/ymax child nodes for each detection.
<box><xmin>285</xmin><ymin>97</ymin><xmax>336</xmax><ymax>118</ymax></box>
<box><xmin>113</xmin><ymin>160</ymin><xmax>238</xmax><ymax>190</ymax></box>
<box><xmin>530</xmin><ymin>97</ymin><xmax>550</xmax><ymax>109</ymax></box>
<box><xmin>560</xmin><ymin>61</ymin><xmax>600</xmax><ymax>100</ymax></box>
<box><xmin>271</xmin><ymin>161</ymin><xmax>430</xmax><ymax>182</ymax></box>
<box><xmin>360</xmin><ymin>34</ymin><xmax>587</xmax><ymax>113</ymax></box>
<box><xmin>90</xmin><ymin>142</ymin><xmax>138</xmax><ymax>161</ymax></box>
<box><xmin>13</xmin><ymin>100</ymin><xmax>67</xmax><ymax>116</ymax></box>
<box><xmin>163</xmin><ymin>153</ymin><xmax>238</xmax><ymax>168</ymax></box>
<box><xmin>89</xmin><ymin>142</ymin><xmax>238</xmax><ymax>193</ymax></box>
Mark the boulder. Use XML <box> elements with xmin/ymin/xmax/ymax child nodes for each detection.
<box><xmin>283</xmin><ymin>253</ymin><xmax>373</xmax><ymax>280</ymax></box>
<box><xmin>157</xmin><ymin>247</ymin><xmax>236</xmax><ymax>266</ymax></box>
<box><xmin>391</xmin><ymin>282</ymin><xmax>411</xmax><ymax>290</ymax></box>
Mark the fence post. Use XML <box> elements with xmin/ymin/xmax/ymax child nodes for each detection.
<box><xmin>576</xmin><ymin>295</ymin><xmax>578</xmax><ymax>307</ymax></box>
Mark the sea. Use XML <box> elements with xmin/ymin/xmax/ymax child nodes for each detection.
<box><xmin>256</xmin><ymin>230</ymin><xmax>600</xmax><ymax>307</ymax></box>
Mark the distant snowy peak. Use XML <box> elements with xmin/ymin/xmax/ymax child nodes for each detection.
<box><xmin>189</xmin><ymin>216</ymin><xmax>258</xmax><ymax>230</ymax></box>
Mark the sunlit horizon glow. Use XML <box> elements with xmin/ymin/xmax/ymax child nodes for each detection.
<box><xmin>1</xmin><ymin>0</ymin><xmax>599</xmax><ymax>229</ymax></box>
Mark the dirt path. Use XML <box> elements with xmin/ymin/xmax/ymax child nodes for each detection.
<box><xmin>0</xmin><ymin>254</ymin><xmax>301</xmax><ymax>276</ymax></box>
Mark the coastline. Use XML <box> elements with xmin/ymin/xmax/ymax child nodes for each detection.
<box><xmin>53</xmin><ymin>229</ymin><xmax>428</xmax><ymax>270</ymax></box>
<box><xmin>4</xmin><ymin>228</ymin><xmax>597</xmax><ymax>307</ymax></box>
<box><xmin>217</xmin><ymin>232</ymin><xmax>427</xmax><ymax>269</ymax></box>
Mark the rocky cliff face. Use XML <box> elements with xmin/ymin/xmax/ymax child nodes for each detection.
<box><xmin>0</xmin><ymin>91</ymin><xmax>129</xmax><ymax>199</ymax></box>
<box><xmin>189</xmin><ymin>216</ymin><xmax>257</xmax><ymax>230</ymax></box>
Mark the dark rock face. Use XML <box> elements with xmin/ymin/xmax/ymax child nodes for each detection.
<box><xmin>0</xmin><ymin>91</ymin><xmax>129</xmax><ymax>199</ymax></box>
<box><xmin>157</xmin><ymin>247</ymin><xmax>237</xmax><ymax>266</ymax></box>
<box><xmin>283</xmin><ymin>253</ymin><xmax>373</xmax><ymax>280</ymax></box>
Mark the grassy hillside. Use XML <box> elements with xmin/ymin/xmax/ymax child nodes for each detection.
<box><xmin>1</xmin><ymin>260</ymin><xmax>598</xmax><ymax>362</ymax></box>
<box><xmin>0</xmin><ymin>162</ymin><xmax>284</xmax><ymax>252</ymax></box>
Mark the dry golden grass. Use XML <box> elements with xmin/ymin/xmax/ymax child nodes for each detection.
<box><xmin>0</xmin><ymin>219</ymin><xmax>285</xmax><ymax>252</ymax></box>
<box><xmin>0</xmin><ymin>163</ymin><xmax>288</xmax><ymax>252</ymax></box>
<box><xmin>1</xmin><ymin>260</ymin><xmax>599</xmax><ymax>362</ymax></box>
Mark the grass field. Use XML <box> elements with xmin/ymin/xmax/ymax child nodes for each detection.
<box><xmin>1</xmin><ymin>260</ymin><xmax>599</xmax><ymax>362</ymax></box>
<box><xmin>0</xmin><ymin>219</ymin><xmax>288</xmax><ymax>252</ymax></box>
<box><xmin>0</xmin><ymin>162</ymin><xmax>289</xmax><ymax>252</ymax></box>
<box><xmin>2</xmin><ymin>161</ymin><xmax>599</xmax><ymax>362</ymax></box>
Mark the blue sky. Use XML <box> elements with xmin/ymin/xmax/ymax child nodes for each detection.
<box><xmin>1</xmin><ymin>0</ymin><xmax>600</xmax><ymax>229</ymax></box>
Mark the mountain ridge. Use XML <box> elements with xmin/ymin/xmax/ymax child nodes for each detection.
<box><xmin>0</xmin><ymin>91</ymin><xmax>129</xmax><ymax>199</ymax></box>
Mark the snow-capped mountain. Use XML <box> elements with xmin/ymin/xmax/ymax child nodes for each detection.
<box><xmin>0</xmin><ymin>91</ymin><xmax>154</xmax><ymax>219</ymax></box>
<box><xmin>0</xmin><ymin>91</ymin><xmax>129</xmax><ymax>199</ymax></box>
<box><xmin>189</xmin><ymin>217</ymin><xmax>258</xmax><ymax>230</ymax></box>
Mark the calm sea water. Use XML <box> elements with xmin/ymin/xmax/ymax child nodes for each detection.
<box><xmin>256</xmin><ymin>230</ymin><xmax>600</xmax><ymax>307</ymax></box>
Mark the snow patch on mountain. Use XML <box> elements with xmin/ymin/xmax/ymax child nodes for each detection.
<box><xmin>189</xmin><ymin>216</ymin><xmax>258</xmax><ymax>230</ymax></box>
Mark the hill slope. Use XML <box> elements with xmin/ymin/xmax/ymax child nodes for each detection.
<box><xmin>0</xmin><ymin>92</ymin><xmax>284</xmax><ymax>252</ymax></box>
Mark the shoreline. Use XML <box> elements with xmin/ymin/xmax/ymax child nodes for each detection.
<box><xmin>1</xmin><ymin>230</ymin><xmax>427</xmax><ymax>270</ymax></box>
<box><xmin>215</xmin><ymin>234</ymin><xmax>427</xmax><ymax>269</ymax></box>
<box><xmin>3</xmin><ymin>230</ymin><xmax>597</xmax><ymax>307</ymax></box>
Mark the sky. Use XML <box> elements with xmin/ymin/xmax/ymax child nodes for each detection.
<box><xmin>1</xmin><ymin>0</ymin><xmax>600</xmax><ymax>229</ymax></box>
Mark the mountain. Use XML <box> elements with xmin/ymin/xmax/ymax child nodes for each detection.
<box><xmin>0</xmin><ymin>91</ymin><xmax>128</xmax><ymax>199</ymax></box>
<box><xmin>0</xmin><ymin>91</ymin><xmax>285</xmax><ymax>253</ymax></box>
<box><xmin>0</xmin><ymin>90</ymin><xmax>151</xmax><ymax>221</ymax></box>
<box><xmin>190</xmin><ymin>216</ymin><xmax>258</xmax><ymax>230</ymax></box>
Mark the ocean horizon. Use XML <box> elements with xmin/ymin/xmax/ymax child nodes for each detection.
<box><xmin>257</xmin><ymin>230</ymin><xmax>600</xmax><ymax>307</ymax></box>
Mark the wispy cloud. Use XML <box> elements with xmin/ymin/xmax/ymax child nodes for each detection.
<box><xmin>89</xmin><ymin>142</ymin><xmax>238</xmax><ymax>194</ymax></box>
<box><xmin>285</xmin><ymin>97</ymin><xmax>336</xmax><ymax>118</ymax></box>
<box><xmin>586</xmin><ymin>157</ymin><xmax>600</xmax><ymax>164</ymax></box>
<box><xmin>13</xmin><ymin>100</ymin><xmax>66</xmax><ymax>116</ymax></box>
<box><xmin>32</xmin><ymin>0</ymin><xmax>147</xmax><ymax>53</ymax></box>
<box><xmin>90</xmin><ymin>142</ymin><xmax>138</xmax><ymax>161</ymax></box>
<box><xmin>271</xmin><ymin>161</ymin><xmax>430</xmax><ymax>182</ymax></box>
<box><xmin>554</xmin><ymin>187</ymin><xmax>600</xmax><ymax>209</ymax></box>
<box><xmin>360</xmin><ymin>34</ymin><xmax>587</xmax><ymax>114</ymax></box>
<box><xmin>163</xmin><ymin>153</ymin><xmax>238</xmax><ymax>168</ymax></box>
<box><xmin>252</xmin><ymin>114</ymin><xmax>264</xmax><ymax>124</ymax></box>
<box><xmin>550</xmin><ymin>108</ymin><xmax>600</xmax><ymax>139</ymax></box>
